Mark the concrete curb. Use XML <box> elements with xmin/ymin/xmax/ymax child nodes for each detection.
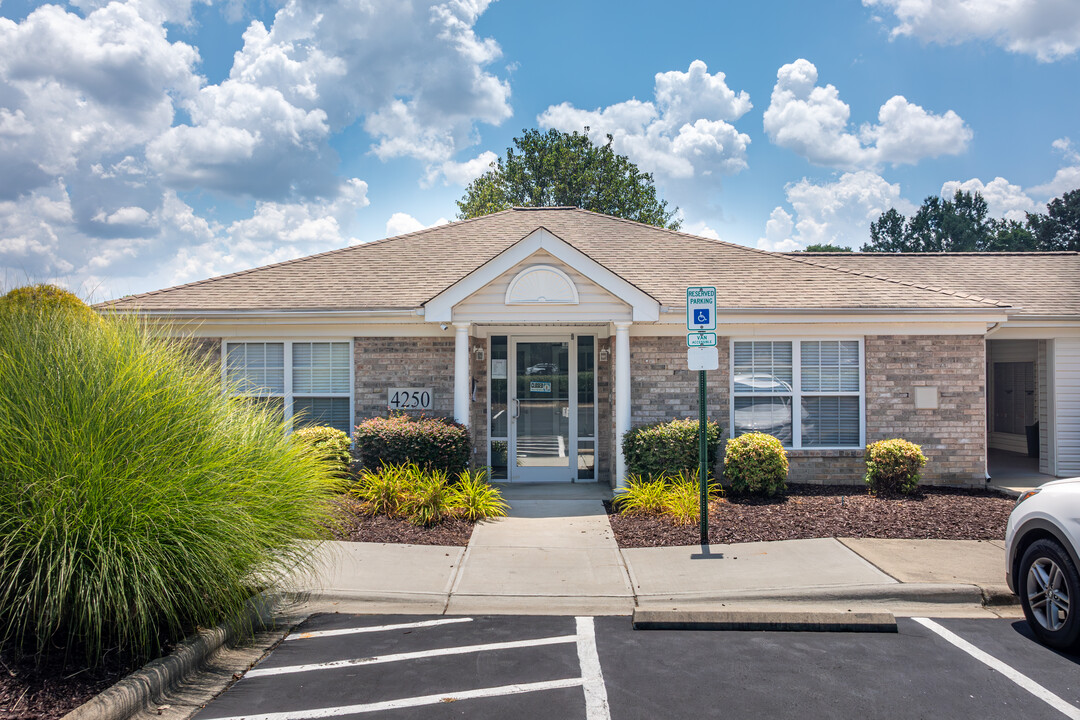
<box><xmin>61</xmin><ymin>593</ymin><xmax>279</xmax><ymax>720</ymax></box>
<box><xmin>634</xmin><ymin>582</ymin><xmax>1016</xmax><ymax>606</ymax></box>
<box><xmin>632</xmin><ymin>608</ymin><xmax>898</xmax><ymax>633</ymax></box>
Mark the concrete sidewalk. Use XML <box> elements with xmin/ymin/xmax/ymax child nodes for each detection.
<box><xmin>286</xmin><ymin>490</ymin><xmax>1018</xmax><ymax>618</ymax></box>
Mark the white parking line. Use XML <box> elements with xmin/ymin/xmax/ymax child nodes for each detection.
<box><xmin>575</xmin><ymin>616</ymin><xmax>612</xmax><ymax>720</ymax></box>
<box><xmin>200</xmin><ymin>678</ymin><xmax>586</xmax><ymax>720</ymax></box>
<box><xmin>244</xmin><ymin>634</ymin><xmax>578</xmax><ymax>678</ymax></box>
<box><xmin>913</xmin><ymin>618</ymin><xmax>1080</xmax><ymax>719</ymax></box>
<box><xmin>285</xmin><ymin>617</ymin><xmax>472</xmax><ymax>641</ymax></box>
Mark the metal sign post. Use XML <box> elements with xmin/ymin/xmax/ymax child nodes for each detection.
<box><xmin>686</xmin><ymin>287</ymin><xmax>717</xmax><ymax>546</ymax></box>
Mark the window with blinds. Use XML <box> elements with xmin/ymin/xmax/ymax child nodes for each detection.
<box><xmin>732</xmin><ymin>339</ymin><xmax>863</xmax><ymax>449</ymax></box>
<box><xmin>225</xmin><ymin>341</ymin><xmax>352</xmax><ymax>436</ymax></box>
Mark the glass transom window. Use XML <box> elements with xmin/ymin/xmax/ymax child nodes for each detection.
<box><xmin>732</xmin><ymin>339</ymin><xmax>863</xmax><ymax>449</ymax></box>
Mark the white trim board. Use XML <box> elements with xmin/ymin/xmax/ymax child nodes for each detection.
<box><xmin>423</xmin><ymin>228</ymin><xmax>660</xmax><ymax>323</ymax></box>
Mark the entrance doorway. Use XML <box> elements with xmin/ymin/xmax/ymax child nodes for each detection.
<box><xmin>488</xmin><ymin>334</ymin><xmax>597</xmax><ymax>482</ymax></box>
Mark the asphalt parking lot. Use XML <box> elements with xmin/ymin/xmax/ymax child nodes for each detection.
<box><xmin>194</xmin><ymin>613</ymin><xmax>1080</xmax><ymax>720</ymax></box>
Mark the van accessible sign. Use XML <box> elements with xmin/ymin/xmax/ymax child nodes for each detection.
<box><xmin>686</xmin><ymin>286</ymin><xmax>717</xmax><ymax>331</ymax></box>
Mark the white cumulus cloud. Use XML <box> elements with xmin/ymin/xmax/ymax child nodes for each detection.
<box><xmin>759</xmin><ymin>171</ymin><xmax>917</xmax><ymax>250</ymax></box>
<box><xmin>940</xmin><ymin>177</ymin><xmax>1039</xmax><ymax>221</ymax></box>
<box><xmin>763</xmin><ymin>59</ymin><xmax>971</xmax><ymax>171</ymax></box>
<box><xmin>385</xmin><ymin>212</ymin><xmax>449</xmax><ymax>237</ymax></box>
<box><xmin>864</xmin><ymin>0</ymin><xmax>1080</xmax><ymax>62</ymax></box>
<box><xmin>537</xmin><ymin>60</ymin><xmax>752</xmax><ymax>180</ymax></box>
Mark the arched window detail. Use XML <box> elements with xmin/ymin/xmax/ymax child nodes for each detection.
<box><xmin>504</xmin><ymin>264</ymin><xmax>580</xmax><ymax>305</ymax></box>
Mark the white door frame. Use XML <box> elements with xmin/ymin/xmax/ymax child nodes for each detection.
<box><xmin>509</xmin><ymin>334</ymin><xmax>577</xmax><ymax>482</ymax></box>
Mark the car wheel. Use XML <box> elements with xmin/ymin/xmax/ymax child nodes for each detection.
<box><xmin>1019</xmin><ymin>538</ymin><xmax>1080</xmax><ymax>650</ymax></box>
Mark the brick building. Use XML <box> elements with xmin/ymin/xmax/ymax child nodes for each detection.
<box><xmin>102</xmin><ymin>207</ymin><xmax>1080</xmax><ymax>487</ymax></box>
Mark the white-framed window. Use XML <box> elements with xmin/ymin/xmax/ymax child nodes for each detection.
<box><xmin>731</xmin><ymin>339</ymin><xmax>864</xmax><ymax>449</ymax></box>
<box><xmin>224</xmin><ymin>340</ymin><xmax>353</xmax><ymax>436</ymax></box>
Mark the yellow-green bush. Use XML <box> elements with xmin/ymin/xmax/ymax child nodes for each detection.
<box><xmin>292</xmin><ymin>425</ymin><xmax>352</xmax><ymax>476</ymax></box>
<box><xmin>864</xmin><ymin>439</ymin><xmax>926</xmax><ymax>496</ymax></box>
<box><xmin>723</xmin><ymin>433</ymin><xmax>788</xmax><ymax>497</ymax></box>
<box><xmin>613</xmin><ymin>470</ymin><xmax>720</xmax><ymax>525</ymax></box>
<box><xmin>351</xmin><ymin>463</ymin><xmax>507</xmax><ymax>525</ymax></box>
<box><xmin>0</xmin><ymin>283</ymin><xmax>95</xmax><ymax>320</ymax></box>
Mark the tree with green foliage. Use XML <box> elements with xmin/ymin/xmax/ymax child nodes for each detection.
<box><xmin>1027</xmin><ymin>188</ymin><xmax>1080</xmax><ymax>251</ymax></box>
<box><xmin>456</xmin><ymin>128</ymin><xmax>680</xmax><ymax>229</ymax></box>
<box><xmin>864</xmin><ymin>189</ymin><xmax>1039</xmax><ymax>252</ymax></box>
<box><xmin>801</xmin><ymin>243</ymin><xmax>853</xmax><ymax>252</ymax></box>
<box><xmin>864</xmin><ymin>188</ymin><xmax>1080</xmax><ymax>253</ymax></box>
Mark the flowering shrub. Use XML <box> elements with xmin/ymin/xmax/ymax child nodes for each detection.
<box><xmin>723</xmin><ymin>432</ymin><xmax>788</xmax><ymax>497</ymax></box>
<box><xmin>354</xmin><ymin>414</ymin><xmax>470</xmax><ymax>475</ymax></box>
<box><xmin>622</xmin><ymin>418</ymin><xmax>722</xmax><ymax>480</ymax></box>
<box><xmin>292</xmin><ymin>425</ymin><xmax>352</xmax><ymax>477</ymax></box>
<box><xmin>864</xmin><ymin>439</ymin><xmax>926</xmax><ymax>496</ymax></box>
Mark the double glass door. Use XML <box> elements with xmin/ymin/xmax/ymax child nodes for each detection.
<box><xmin>488</xmin><ymin>335</ymin><xmax>596</xmax><ymax>482</ymax></box>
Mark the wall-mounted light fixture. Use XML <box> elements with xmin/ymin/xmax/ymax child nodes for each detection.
<box><xmin>439</xmin><ymin>323</ymin><xmax>448</xmax><ymax>331</ymax></box>
<box><xmin>599</xmin><ymin>347</ymin><xmax>610</xmax><ymax>363</ymax></box>
<box><xmin>474</xmin><ymin>346</ymin><xmax>485</xmax><ymax>361</ymax></box>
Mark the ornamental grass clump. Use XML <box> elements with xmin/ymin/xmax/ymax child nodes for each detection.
<box><xmin>613</xmin><ymin>470</ymin><xmax>720</xmax><ymax>525</ymax></box>
<box><xmin>723</xmin><ymin>432</ymin><xmax>789</xmax><ymax>497</ymax></box>
<box><xmin>354</xmin><ymin>414</ymin><xmax>470</xmax><ymax>475</ymax></box>
<box><xmin>350</xmin><ymin>463</ymin><xmax>507</xmax><ymax>526</ymax></box>
<box><xmin>864</xmin><ymin>438</ymin><xmax>926</xmax><ymax>496</ymax></box>
<box><xmin>0</xmin><ymin>299</ymin><xmax>343</xmax><ymax>668</ymax></box>
<box><xmin>621</xmin><ymin>417</ymin><xmax>722</xmax><ymax>479</ymax></box>
<box><xmin>292</xmin><ymin>425</ymin><xmax>352</xmax><ymax>477</ymax></box>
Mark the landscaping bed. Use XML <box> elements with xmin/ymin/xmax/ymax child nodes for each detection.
<box><xmin>330</xmin><ymin>496</ymin><xmax>475</xmax><ymax>546</ymax></box>
<box><xmin>0</xmin><ymin>651</ymin><xmax>135</xmax><ymax>720</ymax></box>
<box><xmin>606</xmin><ymin>484</ymin><xmax>1014</xmax><ymax>548</ymax></box>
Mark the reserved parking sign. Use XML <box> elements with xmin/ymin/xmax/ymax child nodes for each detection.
<box><xmin>686</xmin><ymin>286</ymin><xmax>717</xmax><ymax>331</ymax></box>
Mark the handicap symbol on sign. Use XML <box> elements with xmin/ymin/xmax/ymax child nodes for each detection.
<box><xmin>695</xmin><ymin>309</ymin><xmax>710</xmax><ymax>325</ymax></box>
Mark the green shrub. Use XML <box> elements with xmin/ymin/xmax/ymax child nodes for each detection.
<box><xmin>452</xmin><ymin>468</ymin><xmax>508</xmax><ymax>521</ymax></box>
<box><xmin>0</xmin><ymin>283</ymin><xmax>94</xmax><ymax>319</ymax></box>
<box><xmin>723</xmin><ymin>433</ymin><xmax>789</xmax><ymax>497</ymax></box>
<box><xmin>354</xmin><ymin>414</ymin><xmax>470</xmax><ymax>475</ymax></box>
<box><xmin>864</xmin><ymin>439</ymin><xmax>926</xmax><ymax>496</ymax></box>
<box><xmin>622</xmin><ymin>417</ymin><xmax>722</xmax><ymax>480</ymax></box>
<box><xmin>292</xmin><ymin>425</ymin><xmax>352</xmax><ymax>476</ymax></box>
<box><xmin>0</xmin><ymin>304</ymin><xmax>342</xmax><ymax>667</ymax></box>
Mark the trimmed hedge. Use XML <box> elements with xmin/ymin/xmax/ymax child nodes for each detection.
<box><xmin>354</xmin><ymin>414</ymin><xmax>470</xmax><ymax>475</ymax></box>
<box><xmin>622</xmin><ymin>418</ymin><xmax>722</xmax><ymax>480</ymax></box>
<box><xmin>292</xmin><ymin>425</ymin><xmax>352</xmax><ymax>477</ymax></box>
<box><xmin>864</xmin><ymin>438</ymin><xmax>926</xmax><ymax>496</ymax></box>
<box><xmin>723</xmin><ymin>432</ymin><xmax>788</xmax><ymax>497</ymax></box>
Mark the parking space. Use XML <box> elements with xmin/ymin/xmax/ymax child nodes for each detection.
<box><xmin>194</xmin><ymin>614</ymin><xmax>1080</xmax><ymax>720</ymax></box>
<box><xmin>194</xmin><ymin>614</ymin><xmax>609</xmax><ymax>720</ymax></box>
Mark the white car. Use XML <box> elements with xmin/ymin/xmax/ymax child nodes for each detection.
<box><xmin>1005</xmin><ymin>477</ymin><xmax>1080</xmax><ymax>650</ymax></box>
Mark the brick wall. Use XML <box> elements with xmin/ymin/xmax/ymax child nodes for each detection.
<box><xmin>861</xmin><ymin>334</ymin><xmax>985</xmax><ymax>485</ymax></box>
<box><xmin>176</xmin><ymin>337</ymin><xmax>221</xmax><ymax>369</ymax></box>
<box><xmin>354</xmin><ymin>336</ymin><xmax>456</xmax><ymax>421</ymax></box>
<box><xmin>626</xmin><ymin>335</ymin><xmax>729</xmax><ymax>478</ymax></box>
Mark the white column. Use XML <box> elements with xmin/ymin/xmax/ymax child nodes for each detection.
<box><xmin>614</xmin><ymin>321</ymin><xmax>632</xmax><ymax>489</ymax></box>
<box><xmin>453</xmin><ymin>322</ymin><xmax>471</xmax><ymax>426</ymax></box>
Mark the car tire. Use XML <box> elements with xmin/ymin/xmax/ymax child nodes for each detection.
<box><xmin>1018</xmin><ymin>538</ymin><xmax>1080</xmax><ymax>650</ymax></box>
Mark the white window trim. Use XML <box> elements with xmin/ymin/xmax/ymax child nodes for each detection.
<box><xmin>222</xmin><ymin>338</ymin><xmax>355</xmax><ymax>438</ymax></box>
<box><xmin>730</xmin><ymin>337</ymin><xmax>865</xmax><ymax>450</ymax></box>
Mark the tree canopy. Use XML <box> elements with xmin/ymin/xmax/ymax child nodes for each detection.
<box><xmin>456</xmin><ymin>128</ymin><xmax>680</xmax><ymax>230</ymax></box>
<box><xmin>801</xmin><ymin>243</ymin><xmax>853</xmax><ymax>252</ymax></box>
<box><xmin>863</xmin><ymin>188</ymin><xmax>1080</xmax><ymax>253</ymax></box>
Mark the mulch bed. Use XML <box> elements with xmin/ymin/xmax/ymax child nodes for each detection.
<box><xmin>607</xmin><ymin>484</ymin><xmax>1015</xmax><ymax>548</ymax></box>
<box><xmin>329</xmin><ymin>496</ymin><xmax>474</xmax><ymax>546</ymax></box>
<box><xmin>0</xmin><ymin>651</ymin><xmax>134</xmax><ymax>720</ymax></box>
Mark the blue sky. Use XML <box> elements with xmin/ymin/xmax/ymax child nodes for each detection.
<box><xmin>1</xmin><ymin>0</ymin><xmax>1078</xmax><ymax>300</ymax></box>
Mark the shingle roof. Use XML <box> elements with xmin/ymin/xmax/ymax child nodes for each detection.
<box><xmin>102</xmin><ymin>208</ymin><xmax>1013</xmax><ymax>313</ymax></box>
<box><xmin>787</xmin><ymin>252</ymin><xmax>1080</xmax><ymax>317</ymax></box>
